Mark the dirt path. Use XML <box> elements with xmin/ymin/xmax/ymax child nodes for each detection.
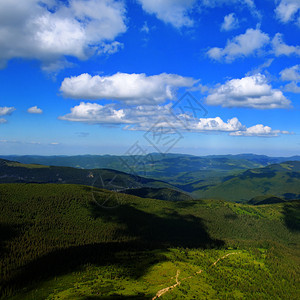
<box><xmin>152</xmin><ymin>270</ymin><xmax>181</xmax><ymax>300</ymax></box>
<box><xmin>211</xmin><ymin>252</ymin><xmax>238</xmax><ymax>266</ymax></box>
<box><xmin>152</xmin><ymin>252</ymin><xmax>240</xmax><ymax>300</ymax></box>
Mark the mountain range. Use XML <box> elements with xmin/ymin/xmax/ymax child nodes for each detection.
<box><xmin>1</xmin><ymin>155</ymin><xmax>299</xmax><ymax>203</ymax></box>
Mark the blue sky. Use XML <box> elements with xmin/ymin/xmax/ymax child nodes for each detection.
<box><xmin>0</xmin><ymin>0</ymin><xmax>299</xmax><ymax>156</ymax></box>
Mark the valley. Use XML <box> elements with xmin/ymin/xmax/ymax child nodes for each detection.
<box><xmin>0</xmin><ymin>156</ymin><xmax>299</xmax><ymax>299</ymax></box>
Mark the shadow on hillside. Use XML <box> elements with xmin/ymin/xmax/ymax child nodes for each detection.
<box><xmin>174</xmin><ymin>200</ymin><xmax>203</xmax><ymax>208</ymax></box>
<box><xmin>3</xmin><ymin>241</ymin><xmax>164</xmax><ymax>296</ymax></box>
<box><xmin>241</xmin><ymin>170</ymin><xmax>276</xmax><ymax>179</ymax></box>
<box><xmin>224</xmin><ymin>213</ymin><xmax>238</xmax><ymax>220</ymax></box>
<box><xmin>283</xmin><ymin>201</ymin><xmax>300</xmax><ymax>231</ymax></box>
<box><xmin>0</xmin><ymin>223</ymin><xmax>20</xmax><ymax>256</ymax></box>
<box><xmin>89</xmin><ymin>203</ymin><xmax>224</xmax><ymax>249</ymax></box>
<box><xmin>4</xmin><ymin>203</ymin><xmax>223</xmax><ymax>296</ymax></box>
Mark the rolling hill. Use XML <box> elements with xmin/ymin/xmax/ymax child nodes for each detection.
<box><xmin>2</xmin><ymin>153</ymin><xmax>300</xmax><ymax>185</ymax></box>
<box><xmin>248</xmin><ymin>195</ymin><xmax>286</xmax><ymax>205</ymax></box>
<box><xmin>1</xmin><ymin>158</ymin><xmax>300</xmax><ymax>203</ymax></box>
<box><xmin>191</xmin><ymin>161</ymin><xmax>300</xmax><ymax>202</ymax></box>
<box><xmin>0</xmin><ymin>158</ymin><xmax>177</xmax><ymax>192</ymax></box>
<box><xmin>0</xmin><ymin>183</ymin><xmax>299</xmax><ymax>299</ymax></box>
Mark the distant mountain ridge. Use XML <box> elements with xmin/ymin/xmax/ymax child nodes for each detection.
<box><xmin>0</xmin><ymin>158</ymin><xmax>190</xmax><ymax>202</ymax></box>
<box><xmin>1</xmin><ymin>153</ymin><xmax>300</xmax><ymax>185</ymax></box>
<box><xmin>191</xmin><ymin>161</ymin><xmax>300</xmax><ymax>202</ymax></box>
<box><xmin>2</xmin><ymin>153</ymin><xmax>300</xmax><ymax>169</ymax></box>
<box><xmin>0</xmin><ymin>158</ymin><xmax>174</xmax><ymax>188</ymax></box>
<box><xmin>0</xmin><ymin>157</ymin><xmax>299</xmax><ymax>203</ymax></box>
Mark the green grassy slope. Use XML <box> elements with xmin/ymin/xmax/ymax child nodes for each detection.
<box><xmin>0</xmin><ymin>183</ymin><xmax>299</xmax><ymax>299</ymax></box>
<box><xmin>193</xmin><ymin>161</ymin><xmax>300</xmax><ymax>202</ymax></box>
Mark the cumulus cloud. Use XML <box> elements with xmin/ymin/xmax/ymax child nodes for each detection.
<box><xmin>60</xmin><ymin>72</ymin><xmax>197</xmax><ymax>105</ymax></box>
<box><xmin>60</xmin><ymin>102</ymin><xmax>176</xmax><ymax>128</ymax></box>
<box><xmin>137</xmin><ymin>0</ymin><xmax>196</xmax><ymax>28</ymax></box>
<box><xmin>230</xmin><ymin>124</ymin><xmax>290</xmax><ymax>137</ymax></box>
<box><xmin>27</xmin><ymin>106</ymin><xmax>43</xmax><ymax>114</ymax></box>
<box><xmin>206</xmin><ymin>74</ymin><xmax>291</xmax><ymax>109</ymax></box>
<box><xmin>59</xmin><ymin>102</ymin><xmax>288</xmax><ymax>137</ymax></box>
<box><xmin>59</xmin><ymin>102</ymin><xmax>128</xmax><ymax>124</ymax></box>
<box><xmin>272</xmin><ymin>33</ymin><xmax>300</xmax><ymax>56</ymax></box>
<box><xmin>0</xmin><ymin>118</ymin><xmax>7</xmax><ymax>124</ymax></box>
<box><xmin>221</xmin><ymin>13</ymin><xmax>239</xmax><ymax>31</ymax></box>
<box><xmin>0</xmin><ymin>0</ymin><xmax>126</xmax><ymax>70</ymax></box>
<box><xmin>193</xmin><ymin>117</ymin><xmax>244</xmax><ymax>132</ymax></box>
<box><xmin>275</xmin><ymin>0</ymin><xmax>300</xmax><ymax>24</ymax></box>
<box><xmin>207</xmin><ymin>28</ymin><xmax>269</xmax><ymax>62</ymax></box>
<box><xmin>0</xmin><ymin>106</ymin><xmax>15</xmax><ymax>116</ymax></box>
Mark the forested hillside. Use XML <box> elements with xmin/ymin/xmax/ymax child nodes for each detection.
<box><xmin>0</xmin><ymin>183</ymin><xmax>299</xmax><ymax>299</ymax></box>
<box><xmin>192</xmin><ymin>161</ymin><xmax>300</xmax><ymax>202</ymax></box>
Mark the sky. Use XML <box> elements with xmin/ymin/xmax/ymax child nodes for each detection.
<box><xmin>0</xmin><ymin>0</ymin><xmax>300</xmax><ymax>156</ymax></box>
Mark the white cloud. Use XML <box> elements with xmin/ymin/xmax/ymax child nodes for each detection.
<box><xmin>206</xmin><ymin>74</ymin><xmax>291</xmax><ymax>109</ymax></box>
<box><xmin>240</xmin><ymin>0</ymin><xmax>262</xmax><ymax>18</ymax></box>
<box><xmin>230</xmin><ymin>124</ymin><xmax>290</xmax><ymax>137</ymax></box>
<box><xmin>221</xmin><ymin>13</ymin><xmax>239</xmax><ymax>31</ymax></box>
<box><xmin>193</xmin><ymin>117</ymin><xmax>244</xmax><ymax>132</ymax></box>
<box><xmin>207</xmin><ymin>28</ymin><xmax>269</xmax><ymax>62</ymax></box>
<box><xmin>27</xmin><ymin>106</ymin><xmax>43</xmax><ymax>114</ymax></box>
<box><xmin>0</xmin><ymin>0</ymin><xmax>126</xmax><ymax>70</ymax></box>
<box><xmin>59</xmin><ymin>102</ymin><xmax>289</xmax><ymax>137</ymax></box>
<box><xmin>246</xmin><ymin>58</ymin><xmax>274</xmax><ymax>76</ymax></box>
<box><xmin>137</xmin><ymin>0</ymin><xmax>196</xmax><ymax>28</ymax></box>
<box><xmin>98</xmin><ymin>41</ymin><xmax>124</xmax><ymax>55</ymax></box>
<box><xmin>275</xmin><ymin>0</ymin><xmax>300</xmax><ymax>23</ymax></box>
<box><xmin>272</xmin><ymin>33</ymin><xmax>300</xmax><ymax>56</ymax></box>
<box><xmin>141</xmin><ymin>22</ymin><xmax>150</xmax><ymax>33</ymax></box>
<box><xmin>283</xmin><ymin>81</ymin><xmax>300</xmax><ymax>93</ymax></box>
<box><xmin>0</xmin><ymin>106</ymin><xmax>15</xmax><ymax>124</ymax></box>
<box><xmin>280</xmin><ymin>65</ymin><xmax>300</xmax><ymax>81</ymax></box>
<box><xmin>280</xmin><ymin>65</ymin><xmax>300</xmax><ymax>93</ymax></box>
<box><xmin>140</xmin><ymin>0</ymin><xmax>260</xmax><ymax>28</ymax></box>
<box><xmin>0</xmin><ymin>106</ymin><xmax>15</xmax><ymax>116</ymax></box>
<box><xmin>60</xmin><ymin>72</ymin><xmax>197</xmax><ymax>105</ymax></box>
<box><xmin>201</xmin><ymin>0</ymin><xmax>260</xmax><ymax>17</ymax></box>
<box><xmin>41</xmin><ymin>59</ymin><xmax>75</xmax><ymax>74</ymax></box>
<box><xmin>59</xmin><ymin>102</ymin><xmax>128</xmax><ymax>124</ymax></box>
<box><xmin>201</xmin><ymin>0</ymin><xmax>252</xmax><ymax>7</ymax></box>
<box><xmin>129</xmin><ymin>116</ymin><xmax>245</xmax><ymax>132</ymax></box>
